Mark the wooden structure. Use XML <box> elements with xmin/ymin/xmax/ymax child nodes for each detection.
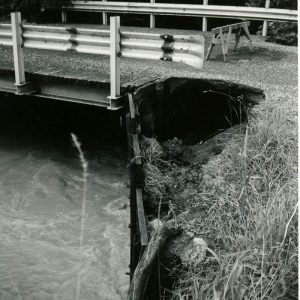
<box><xmin>262</xmin><ymin>0</ymin><xmax>271</xmax><ymax>37</ymax></box>
<box><xmin>205</xmin><ymin>21</ymin><xmax>252</xmax><ymax>63</ymax></box>
<box><xmin>126</xmin><ymin>93</ymin><xmax>148</xmax><ymax>279</ymax></box>
<box><xmin>127</xmin><ymin>221</ymin><xmax>181</xmax><ymax>300</ymax></box>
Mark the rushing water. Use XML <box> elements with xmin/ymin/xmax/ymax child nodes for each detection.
<box><xmin>0</xmin><ymin>95</ymin><xmax>129</xmax><ymax>300</ymax></box>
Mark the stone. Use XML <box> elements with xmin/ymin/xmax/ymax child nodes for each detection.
<box><xmin>180</xmin><ymin>237</ymin><xmax>207</xmax><ymax>265</ymax></box>
<box><xmin>165</xmin><ymin>233</ymin><xmax>207</xmax><ymax>266</ymax></box>
<box><xmin>149</xmin><ymin>219</ymin><xmax>163</xmax><ymax>236</ymax></box>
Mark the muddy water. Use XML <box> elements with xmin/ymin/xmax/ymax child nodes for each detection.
<box><xmin>0</xmin><ymin>96</ymin><xmax>129</xmax><ymax>300</ymax></box>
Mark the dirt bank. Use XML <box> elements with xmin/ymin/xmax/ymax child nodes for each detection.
<box><xmin>134</xmin><ymin>38</ymin><xmax>297</xmax><ymax>299</ymax></box>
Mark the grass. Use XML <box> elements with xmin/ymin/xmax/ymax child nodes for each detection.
<box><xmin>71</xmin><ymin>133</ymin><xmax>89</xmax><ymax>300</ymax></box>
<box><xmin>169</xmin><ymin>108</ymin><xmax>298</xmax><ymax>299</ymax></box>
<box><xmin>141</xmin><ymin>105</ymin><xmax>297</xmax><ymax>299</ymax></box>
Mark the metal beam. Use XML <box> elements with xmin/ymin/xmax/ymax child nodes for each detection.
<box><xmin>0</xmin><ymin>73</ymin><xmax>112</xmax><ymax>108</ymax></box>
<box><xmin>65</xmin><ymin>1</ymin><xmax>297</xmax><ymax>22</ymax></box>
<box><xmin>1</xmin><ymin>22</ymin><xmax>205</xmax><ymax>69</ymax></box>
<box><xmin>202</xmin><ymin>0</ymin><xmax>208</xmax><ymax>31</ymax></box>
<box><xmin>11</xmin><ymin>13</ymin><xmax>25</xmax><ymax>86</ymax></box>
<box><xmin>108</xmin><ymin>16</ymin><xmax>121</xmax><ymax>110</ymax></box>
<box><xmin>262</xmin><ymin>0</ymin><xmax>271</xmax><ymax>37</ymax></box>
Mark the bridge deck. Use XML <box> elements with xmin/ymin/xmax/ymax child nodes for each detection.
<box><xmin>0</xmin><ymin>24</ymin><xmax>210</xmax><ymax>107</ymax></box>
<box><xmin>0</xmin><ymin>23</ymin><xmax>296</xmax><ymax>107</ymax></box>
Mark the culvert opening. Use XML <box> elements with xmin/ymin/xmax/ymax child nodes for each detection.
<box><xmin>137</xmin><ymin>77</ymin><xmax>264</xmax><ymax>145</ymax></box>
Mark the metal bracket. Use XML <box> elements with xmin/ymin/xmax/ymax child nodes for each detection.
<box><xmin>14</xmin><ymin>82</ymin><xmax>35</xmax><ymax>95</ymax></box>
<box><xmin>107</xmin><ymin>95</ymin><xmax>123</xmax><ymax>110</ymax></box>
<box><xmin>160</xmin><ymin>34</ymin><xmax>174</xmax><ymax>43</ymax></box>
<box><xmin>160</xmin><ymin>54</ymin><xmax>172</xmax><ymax>62</ymax></box>
<box><xmin>160</xmin><ymin>34</ymin><xmax>175</xmax><ymax>61</ymax></box>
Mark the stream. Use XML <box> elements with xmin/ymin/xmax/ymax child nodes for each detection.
<box><xmin>0</xmin><ymin>95</ymin><xmax>129</xmax><ymax>300</ymax></box>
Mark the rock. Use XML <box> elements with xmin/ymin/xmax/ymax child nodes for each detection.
<box><xmin>140</xmin><ymin>136</ymin><xmax>164</xmax><ymax>162</ymax></box>
<box><xmin>161</xmin><ymin>137</ymin><xmax>183</xmax><ymax>160</ymax></box>
<box><xmin>149</xmin><ymin>218</ymin><xmax>163</xmax><ymax>236</ymax></box>
<box><xmin>165</xmin><ymin>232</ymin><xmax>207</xmax><ymax>266</ymax></box>
<box><xmin>238</xmin><ymin>59</ymin><xmax>249</xmax><ymax>65</ymax></box>
<box><xmin>180</xmin><ymin>237</ymin><xmax>207</xmax><ymax>265</ymax></box>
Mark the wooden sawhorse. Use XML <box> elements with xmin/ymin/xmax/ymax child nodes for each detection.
<box><xmin>205</xmin><ymin>21</ymin><xmax>252</xmax><ymax>63</ymax></box>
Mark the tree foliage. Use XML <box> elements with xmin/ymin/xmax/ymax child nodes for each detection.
<box><xmin>247</xmin><ymin>0</ymin><xmax>297</xmax><ymax>45</ymax></box>
<box><xmin>0</xmin><ymin>0</ymin><xmax>70</xmax><ymax>21</ymax></box>
<box><xmin>0</xmin><ymin>0</ymin><xmax>69</xmax><ymax>11</ymax></box>
<box><xmin>246</xmin><ymin>0</ymin><xmax>297</xmax><ymax>9</ymax></box>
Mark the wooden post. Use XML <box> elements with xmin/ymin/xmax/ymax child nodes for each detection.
<box><xmin>205</xmin><ymin>33</ymin><xmax>218</xmax><ymax>61</ymax></box>
<box><xmin>202</xmin><ymin>0</ymin><xmax>208</xmax><ymax>32</ymax></box>
<box><xmin>262</xmin><ymin>0</ymin><xmax>270</xmax><ymax>37</ymax></box>
<box><xmin>242</xmin><ymin>22</ymin><xmax>253</xmax><ymax>52</ymax></box>
<box><xmin>11</xmin><ymin>12</ymin><xmax>25</xmax><ymax>87</ymax></box>
<box><xmin>108</xmin><ymin>16</ymin><xmax>121</xmax><ymax>109</ymax></box>
<box><xmin>62</xmin><ymin>9</ymin><xmax>67</xmax><ymax>23</ymax></box>
<box><xmin>219</xmin><ymin>28</ymin><xmax>228</xmax><ymax>63</ymax></box>
<box><xmin>103</xmin><ymin>0</ymin><xmax>107</xmax><ymax>25</ymax></box>
<box><xmin>127</xmin><ymin>222</ymin><xmax>181</xmax><ymax>300</ymax></box>
<box><xmin>150</xmin><ymin>0</ymin><xmax>155</xmax><ymax>29</ymax></box>
<box><xmin>225</xmin><ymin>26</ymin><xmax>232</xmax><ymax>57</ymax></box>
<box><xmin>233</xmin><ymin>27</ymin><xmax>242</xmax><ymax>51</ymax></box>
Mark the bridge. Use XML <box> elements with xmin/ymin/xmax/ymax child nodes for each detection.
<box><xmin>0</xmin><ymin>5</ymin><xmax>297</xmax><ymax>297</ymax></box>
<box><xmin>0</xmin><ymin>13</ymin><xmax>204</xmax><ymax>109</ymax></box>
<box><xmin>0</xmin><ymin>2</ymin><xmax>297</xmax><ymax>109</ymax></box>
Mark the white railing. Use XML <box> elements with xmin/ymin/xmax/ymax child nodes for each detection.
<box><xmin>0</xmin><ymin>13</ymin><xmax>205</xmax><ymax>108</ymax></box>
<box><xmin>63</xmin><ymin>1</ymin><xmax>298</xmax><ymax>35</ymax></box>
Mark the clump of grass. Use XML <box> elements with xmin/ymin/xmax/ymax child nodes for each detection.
<box><xmin>171</xmin><ymin>109</ymin><xmax>298</xmax><ymax>299</ymax></box>
<box><xmin>141</xmin><ymin>136</ymin><xmax>175</xmax><ymax>208</ymax></box>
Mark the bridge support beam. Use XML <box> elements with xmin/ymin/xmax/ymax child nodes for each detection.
<box><xmin>202</xmin><ymin>0</ymin><xmax>208</xmax><ymax>31</ymax></box>
<box><xmin>62</xmin><ymin>9</ymin><xmax>67</xmax><ymax>23</ymax></box>
<box><xmin>108</xmin><ymin>16</ymin><xmax>121</xmax><ymax>110</ymax></box>
<box><xmin>11</xmin><ymin>13</ymin><xmax>25</xmax><ymax>89</ymax></box>
<box><xmin>11</xmin><ymin>12</ymin><xmax>35</xmax><ymax>95</ymax></box>
<box><xmin>150</xmin><ymin>0</ymin><xmax>155</xmax><ymax>28</ymax></box>
<box><xmin>262</xmin><ymin>0</ymin><xmax>270</xmax><ymax>37</ymax></box>
<box><xmin>103</xmin><ymin>0</ymin><xmax>108</xmax><ymax>25</ymax></box>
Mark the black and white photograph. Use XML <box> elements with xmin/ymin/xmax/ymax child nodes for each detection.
<box><xmin>0</xmin><ymin>0</ymin><xmax>297</xmax><ymax>299</ymax></box>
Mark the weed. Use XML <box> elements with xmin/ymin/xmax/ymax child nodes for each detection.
<box><xmin>171</xmin><ymin>109</ymin><xmax>297</xmax><ymax>299</ymax></box>
<box><xmin>71</xmin><ymin>133</ymin><xmax>89</xmax><ymax>300</ymax></box>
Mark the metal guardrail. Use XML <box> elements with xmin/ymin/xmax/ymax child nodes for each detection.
<box><xmin>0</xmin><ymin>24</ymin><xmax>204</xmax><ymax>67</ymax></box>
<box><xmin>0</xmin><ymin>13</ymin><xmax>204</xmax><ymax>108</ymax></box>
<box><xmin>0</xmin><ymin>24</ymin><xmax>12</xmax><ymax>46</ymax></box>
<box><xmin>64</xmin><ymin>1</ymin><xmax>298</xmax><ymax>22</ymax></box>
<box><xmin>121</xmin><ymin>32</ymin><xmax>204</xmax><ymax>68</ymax></box>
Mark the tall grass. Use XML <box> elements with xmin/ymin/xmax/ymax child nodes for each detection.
<box><xmin>171</xmin><ymin>109</ymin><xmax>298</xmax><ymax>299</ymax></box>
<box><xmin>71</xmin><ymin>133</ymin><xmax>89</xmax><ymax>300</ymax></box>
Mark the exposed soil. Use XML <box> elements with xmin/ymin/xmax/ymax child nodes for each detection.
<box><xmin>133</xmin><ymin>35</ymin><xmax>297</xmax><ymax>297</ymax></box>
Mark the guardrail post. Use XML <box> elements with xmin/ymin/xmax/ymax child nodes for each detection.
<box><xmin>150</xmin><ymin>0</ymin><xmax>155</xmax><ymax>28</ymax></box>
<box><xmin>108</xmin><ymin>16</ymin><xmax>121</xmax><ymax>109</ymax></box>
<box><xmin>262</xmin><ymin>0</ymin><xmax>270</xmax><ymax>37</ymax></box>
<box><xmin>11</xmin><ymin>12</ymin><xmax>26</xmax><ymax>92</ymax></box>
<box><xmin>103</xmin><ymin>0</ymin><xmax>107</xmax><ymax>25</ymax></box>
<box><xmin>202</xmin><ymin>0</ymin><xmax>208</xmax><ymax>31</ymax></box>
<box><xmin>62</xmin><ymin>9</ymin><xmax>67</xmax><ymax>23</ymax></box>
